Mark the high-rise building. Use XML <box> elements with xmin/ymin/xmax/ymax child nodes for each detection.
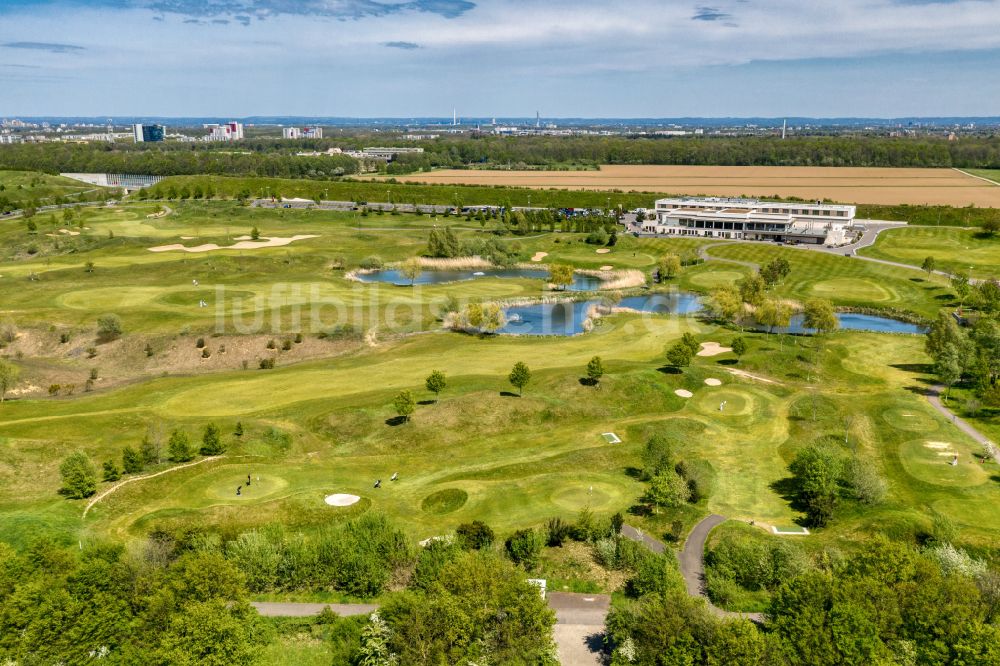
<box><xmin>283</xmin><ymin>126</ymin><xmax>322</xmax><ymax>139</ymax></box>
<box><xmin>282</xmin><ymin>127</ymin><xmax>302</xmax><ymax>139</ymax></box>
<box><xmin>133</xmin><ymin>123</ymin><xmax>165</xmax><ymax>143</ymax></box>
<box><xmin>205</xmin><ymin>122</ymin><xmax>244</xmax><ymax>142</ymax></box>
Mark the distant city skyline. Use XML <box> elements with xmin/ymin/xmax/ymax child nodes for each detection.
<box><xmin>2</xmin><ymin>0</ymin><xmax>1000</xmax><ymax>118</ymax></box>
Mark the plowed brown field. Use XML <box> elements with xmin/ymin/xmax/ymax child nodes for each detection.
<box><xmin>380</xmin><ymin>166</ymin><xmax>1000</xmax><ymax>207</ymax></box>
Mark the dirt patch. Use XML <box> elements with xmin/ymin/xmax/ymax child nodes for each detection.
<box><xmin>149</xmin><ymin>235</ymin><xmax>319</xmax><ymax>253</ymax></box>
<box><xmin>45</xmin><ymin>228</ymin><xmax>80</xmax><ymax>237</ymax></box>
<box><xmin>697</xmin><ymin>342</ymin><xmax>732</xmax><ymax>357</ymax></box>
<box><xmin>725</xmin><ymin>368</ymin><xmax>783</xmax><ymax>385</ymax></box>
<box><xmin>531</xmin><ymin>252</ymin><xmax>548</xmax><ymax>262</ymax></box>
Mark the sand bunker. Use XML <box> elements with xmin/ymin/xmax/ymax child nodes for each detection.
<box><xmin>180</xmin><ymin>235</ymin><xmax>196</xmax><ymax>240</ymax></box>
<box><xmin>46</xmin><ymin>228</ymin><xmax>80</xmax><ymax>237</ymax></box>
<box><xmin>531</xmin><ymin>252</ymin><xmax>548</xmax><ymax>262</ymax></box>
<box><xmin>697</xmin><ymin>342</ymin><xmax>732</xmax><ymax>357</ymax></box>
<box><xmin>596</xmin><ymin>248</ymin><xmax>611</xmax><ymax>254</ymax></box>
<box><xmin>675</xmin><ymin>389</ymin><xmax>694</xmax><ymax>398</ymax></box>
<box><xmin>325</xmin><ymin>493</ymin><xmax>361</xmax><ymax>507</ymax></box>
<box><xmin>149</xmin><ymin>235</ymin><xmax>319</xmax><ymax>253</ymax></box>
<box><xmin>704</xmin><ymin>378</ymin><xmax>722</xmax><ymax>386</ymax></box>
<box><xmin>600</xmin><ymin>265</ymin><xmax>613</xmax><ymax>271</ymax></box>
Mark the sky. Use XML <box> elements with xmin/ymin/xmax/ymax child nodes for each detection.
<box><xmin>2</xmin><ymin>0</ymin><xmax>1000</xmax><ymax>118</ymax></box>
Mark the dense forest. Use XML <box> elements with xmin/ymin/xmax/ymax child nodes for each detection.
<box><xmin>2</xmin><ymin>136</ymin><xmax>1000</xmax><ymax>180</ymax></box>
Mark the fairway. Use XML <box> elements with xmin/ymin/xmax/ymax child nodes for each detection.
<box><xmin>860</xmin><ymin>225</ymin><xmax>1000</xmax><ymax>280</ymax></box>
<box><xmin>378</xmin><ymin>165</ymin><xmax>1000</xmax><ymax>207</ymax></box>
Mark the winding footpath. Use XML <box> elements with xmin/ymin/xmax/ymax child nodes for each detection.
<box><xmin>622</xmin><ymin>517</ymin><xmax>765</xmax><ymax>623</ymax></box>
<box><xmin>926</xmin><ymin>384</ymin><xmax>995</xmax><ymax>458</ymax></box>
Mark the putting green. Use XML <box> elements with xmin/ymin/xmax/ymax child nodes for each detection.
<box><xmin>898</xmin><ymin>439</ymin><xmax>988</xmax><ymax>487</ymax></box>
<box><xmin>883</xmin><ymin>407</ymin><xmax>938</xmax><ymax>433</ymax></box>
<box><xmin>204</xmin><ymin>472</ymin><xmax>289</xmax><ymax>501</ymax></box>
<box><xmin>157</xmin><ymin>289</ymin><xmax>256</xmax><ymax>308</ymax></box>
<box><xmin>551</xmin><ymin>482</ymin><xmax>619</xmax><ymax>512</ymax></box>
<box><xmin>688</xmin><ymin>270</ymin><xmax>744</xmax><ymax>289</ymax></box>
<box><xmin>810</xmin><ymin>277</ymin><xmax>894</xmax><ymax>303</ymax></box>
<box><xmin>692</xmin><ymin>388</ymin><xmax>758</xmax><ymax>423</ymax></box>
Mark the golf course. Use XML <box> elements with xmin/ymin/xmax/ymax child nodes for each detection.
<box><xmin>2</xmin><ymin>171</ymin><xmax>1000</xmax><ymax>664</ymax></box>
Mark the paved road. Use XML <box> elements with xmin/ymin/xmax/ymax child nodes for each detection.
<box><xmin>252</xmin><ymin>592</ymin><xmax>611</xmax><ymax>665</ymax></box>
<box><xmin>548</xmin><ymin>592</ymin><xmax>611</xmax><ymax>666</ymax></box>
<box><xmin>926</xmin><ymin>384</ymin><xmax>995</xmax><ymax>457</ymax></box>
<box><xmin>621</xmin><ymin>519</ymin><xmax>764</xmax><ymax>624</ymax></box>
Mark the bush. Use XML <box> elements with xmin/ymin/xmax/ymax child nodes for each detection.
<box><xmin>196</xmin><ymin>337</ymin><xmax>205</xmax><ymax>348</ymax></box>
<box><xmin>455</xmin><ymin>521</ymin><xmax>495</xmax><ymax>550</ymax></box>
<box><xmin>59</xmin><ymin>451</ymin><xmax>97</xmax><ymax>498</ymax></box>
<box><xmin>168</xmin><ymin>430</ymin><xmax>193</xmax><ymax>463</ymax></box>
<box><xmin>504</xmin><ymin>529</ymin><xmax>542</xmax><ymax>570</ymax></box>
<box><xmin>102</xmin><ymin>460</ymin><xmax>121</xmax><ymax>482</ymax></box>
<box><xmin>546</xmin><ymin>517</ymin><xmax>572</xmax><ymax>547</ymax></box>
<box><xmin>96</xmin><ymin>313</ymin><xmax>122</xmax><ymax>342</ymax></box>
<box><xmin>359</xmin><ymin>255</ymin><xmax>384</xmax><ymax>270</ymax></box>
<box><xmin>201</xmin><ymin>347</ymin><xmax>211</xmax><ymax>358</ymax></box>
<box><xmin>281</xmin><ymin>339</ymin><xmax>292</xmax><ymax>351</ymax></box>
<box><xmin>293</xmin><ymin>332</ymin><xmax>303</xmax><ymax>344</ymax></box>
<box><xmin>259</xmin><ymin>358</ymin><xmax>275</xmax><ymax>370</ymax></box>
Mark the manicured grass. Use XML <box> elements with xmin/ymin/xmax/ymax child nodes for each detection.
<box><xmin>699</xmin><ymin>242</ymin><xmax>954</xmax><ymax>318</ymax></box>
<box><xmin>0</xmin><ymin>170</ymin><xmax>107</xmax><ymax>208</ymax></box>
<box><xmin>859</xmin><ymin>225</ymin><xmax>1000</xmax><ymax>280</ymax></box>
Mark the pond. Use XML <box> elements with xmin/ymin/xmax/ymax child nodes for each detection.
<box><xmin>500</xmin><ymin>292</ymin><xmax>704</xmax><ymax>336</ymax></box>
<box><xmin>355</xmin><ymin>268</ymin><xmax>606</xmax><ymax>291</ymax></box>
<box><xmin>778</xmin><ymin>313</ymin><xmax>926</xmax><ymax>335</ymax></box>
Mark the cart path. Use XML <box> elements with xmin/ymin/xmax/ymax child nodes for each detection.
<box><xmin>252</xmin><ymin>591</ymin><xmax>611</xmax><ymax>666</ymax></box>
<box><xmin>926</xmin><ymin>384</ymin><xmax>995</xmax><ymax>457</ymax></box>
<box><xmin>622</xmin><ymin>517</ymin><xmax>765</xmax><ymax>623</ymax></box>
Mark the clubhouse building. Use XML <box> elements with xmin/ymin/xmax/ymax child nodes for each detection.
<box><xmin>645</xmin><ymin>197</ymin><xmax>857</xmax><ymax>245</ymax></box>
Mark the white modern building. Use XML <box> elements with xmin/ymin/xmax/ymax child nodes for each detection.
<box><xmin>205</xmin><ymin>122</ymin><xmax>244</xmax><ymax>142</ymax></box>
<box><xmin>283</xmin><ymin>126</ymin><xmax>322</xmax><ymax>139</ymax></box>
<box><xmin>646</xmin><ymin>197</ymin><xmax>857</xmax><ymax>246</ymax></box>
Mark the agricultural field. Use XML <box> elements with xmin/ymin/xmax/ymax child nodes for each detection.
<box><xmin>966</xmin><ymin>168</ymin><xmax>1000</xmax><ymax>185</ymax></box>
<box><xmin>379</xmin><ymin>165</ymin><xmax>1000</xmax><ymax>207</ymax></box>
<box><xmin>860</xmin><ymin>225</ymin><xmax>1000</xmax><ymax>280</ymax></box>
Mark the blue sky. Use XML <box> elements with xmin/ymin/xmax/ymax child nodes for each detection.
<box><xmin>2</xmin><ymin>0</ymin><xmax>1000</xmax><ymax>117</ymax></box>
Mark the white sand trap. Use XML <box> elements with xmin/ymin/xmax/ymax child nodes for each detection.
<box><xmin>47</xmin><ymin>228</ymin><xmax>81</xmax><ymax>237</ymax></box>
<box><xmin>600</xmin><ymin>265</ymin><xmax>614</xmax><ymax>271</ymax></box>
<box><xmin>325</xmin><ymin>493</ymin><xmax>361</xmax><ymax>507</ymax></box>
<box><xmin>531</xmin><ymin>252</ymin><xmax>548</xmax><ymax>262</ymax></box>
<box><xmin>697</xmin><ymin>342</ymin><xmax>732</xmax><ymax>357</ymax></box>
<box><xmin>596</xmin><ymin>248</ymin><xmax>611</xmax><ymax>254</ymax></box>
<box><xmin>675</xmin><ymin>389</ymin><xmax>694</xmax><ymax>398</ymax></box>
<box><xmin>149</xmin><ymin>235</ymin><xmax>319</xmax><ymax>253</ymax></box>
<box><xmin>704</xmin><ymin>378</ymin><xmax>722</xmax><ymax>386</ymax></box>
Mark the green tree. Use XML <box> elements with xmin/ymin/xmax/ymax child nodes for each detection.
<box><xmin>760</xmin><ymin>257</ymin><xmax>792</xmax><ymax>287</ymax></box>
<box><xmin>803</xmin><ymin>298</ymin><xmax>839</xmax><ymax>334</ymax></box>
<box><xmin>756</xmin><ymin>298</ymin><xmax>793</xmax><ymax>334</ymax></box>
<box><xmin>710</xmin><ymin>286</ymin><xmax>744</xmax><ymax>326</ymax></box>
<box><xmin>400</xmin><ymin>256</ymin><xmax>422</xmax><ymax>286</ymax></box>
<box><xmin>921</xmin><ymin>255</ymin><xmax>937</xmax><ymax>275</ymax></box>
<box><xmin>168</xmin><ymin>429</ymin><xmax>194</xmax><ymax>463</ymax></box>
<box><xmin>442</xmin><ymin>226</ymin><xmax>460</xmax><ymax>257</ymax></box>
<box><xmin>951</xmin><ymin>272</ymin><xmax>972</xmax><ymax>305</ymax></box>
<box><xmin>657</xmin><ymin>254</ymin><xmax>682</xmax><ymax>281</ymax></box>
<box><xmin>96</xmin><ymin>313</ymin><xmax>123</xmax><ymax>342</ymax></box>
<box><xmin>983</xmin><ymin>217</ymin><xmax>999</xmax><ymax>236</ymax></box>
<box><xmin>548</xmin><ymin>263</ymin><xmax>574</xmax><ymax>290</ymax></box>
<box><xmin>790</xmin><ymin>444</ymin><xmax>845</xmax><ymax>527</ymax></box>
<box><xmin>455</xmin><ymin>520</ymin><xmax>495</xmax><ymax>550</ymax></box>
<box><xmin>357</xmin><ymin>612</ymin><xmax>399</xmax><ymax>666</ymax></box>
<box><xmin>504</xmin><ymin>528</ymin><xmax>542</xmax><ymax>569</ymax></box>
<box><xmin>425</xmin><ymin>370</ymin><xmax>446</xmax><ymax>397</ymax></box>
<box><xmin>508</xmin><ymin>361</ymin><xmax>531</xmax><ymax>395</ymax></box>
<box><xmin>586</xmin><ymin>355</ymin><xmax>605</xmax><ymax>385</ymax></box>
<box><xmin>250</xmin><ymin>226</ymin><xmax>260</xmax><ymax>240</ymax></box>
<box><xmin>643</xmin><ymin>471</ymin><xmax>690</xmax><ymax>513</ymax></box>
<box><xmin>59</xmin><ymin>451</ymin><xmax>97</xmax><ymax>498</ymax></box>
<box><xmin>666</xmin><ymin>341</ymin><xmax>693</xmax><ymax>368</ymax></box>
<box><xmin>731</xmin><ymin>336</ymin><xmax>748</xmax><ymax>363</ymax></box>
<box><xmin>643</xmin><ymin>433</ymin><xmax>677</xmax><ymax>478</ymax></box>
<box><xmin>102</xmin><ymin>460</ymin><xmax>121</xmax><ymax>482</ymax></box>
<box><xmin>393</xmin><ymin>390</ymin><xmax>415</xmax><ymax>422</ymax></box>
<box><xmin>0</xmin><ymin>359</ymin><xmax>20</xmax><ymax>403</ymax></box>
<box><xmin>122</xmin><ymin>446</ymin><xmax>143</xmax><ymax>474</ymax></box>
<box><xmin>200</xmin><ymin>422</ymin><xmax>225</xmax><ymax>456</ymax></box>
<box><xmin>737</xmin><ymin>273</ymin><xmax>767</xmax><ymax>306</ymax></box>
<box><xmin>140</xmin><ymin>434</ymin><xmax>160</xmax><ymax>465</ymax></box>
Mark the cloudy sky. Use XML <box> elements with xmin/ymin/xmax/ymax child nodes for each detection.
<box><xmin>2</xmin><ymin>0</ymin><xmax>1000</xmax><ymax>117</ymax></box>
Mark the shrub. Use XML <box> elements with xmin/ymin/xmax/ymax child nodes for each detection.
<box><xmin>59</xmin><ymin>451</ymin><xmax>97</xmax><ymax>498</ymax></box>
<box><xmin>86</xmin><ymin>347</ymin><xmax>97</xmax><ymax>359</ymax></box>
<box><xmin>293</xmin><ymin>332</ymin><xmax>303</xmax><ymax>344</ymax></box>
<box><xmin>196</xmin><ymin>337</ymin><xmax>205</xmax><ymax>348</ymax></box>
<box><xmin>281</xmin><ymin>339</ymin><xmax>292</xmax><ymax>351</ymax></box>
<box><xmin>200</xmin><ymin>423</ymin><xmax>225</xmax><ymax>456</ymax></box>
<box><xmin>259</xmin><ymin>358</ymin><xmax>275</xmax><ymax>370</ymax></box>
<box><xmin>96</xmin><ymin>313</ymin><xmax>122</xmax><ymax>342</ymax></box>
<box><xmin>266</xmin><ymin>339</ymin><xmax>276</xmax><ymax>350</ymax></box>
<box><xmin>201</xmin><ymin>348</ymin><xmax>211</xmax><ymax>358</ymax></box>
<box><xmin>59</xmin><ymin>332</ymin><xmax>70</xmax><ymax>344</ymax></box>
<box><xmin>167</xmin><ymin>430</ymin><xmax>193</xmax><ymax>463</ymax></box>
<box><xmin>547</xmin><ymin>517</ymin><xmax>572</xmax><ymax>547</ymax></box>
<box><xmin>504</xmin><ymin>529</ymin><xmax>542</xmax><ymax>570</ymax></box>
<box><xmin>102</xmin><ymin>460</ymin><xmax>121</xmax><ymax>482</ymax></box>
<box><xmin>122</xmin><ymin>446</ymin><xmax>143</xmax><ymax>474</ymax></box>
<box><xmin>456</xmin><ymin>521</ymin><xmax>495</xmax><ymax>550</ymax></box>
<box><xmin>359</xmin><ymin>255</ymin><xmax>384</xmax><ymax>270</ymax></box>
